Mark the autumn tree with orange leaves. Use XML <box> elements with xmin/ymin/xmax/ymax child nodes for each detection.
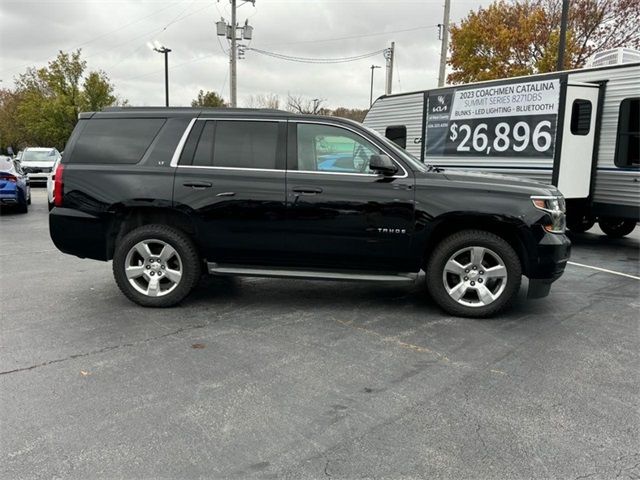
<box><xmin>447</xmin><ymin>0</ymin><xmax>640</xmax><ymax>84</ymax></box>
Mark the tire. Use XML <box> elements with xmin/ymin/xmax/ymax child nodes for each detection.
<box><xmin>567</xmin><ymin>213</ymin><xmax>595</xmax><ymax>233</ymax></box>
<box><xmin>426</xmin><ymin>230</ymin><xmax>522</xmax><ymax>318</ymax></box>
<box><xmin>113</xmin><ymin>224</ymin><xmax>201</xmax><ymax>307</ymax></box>
<box><xmin>16</xmin><ymin>191</ymin><xmax>28</xmax><ymax>213</ymax></box>
<box><xmin>598</xmin><ymin>217</ymin><xmax>636</xmax><ymax>238</ymax></box>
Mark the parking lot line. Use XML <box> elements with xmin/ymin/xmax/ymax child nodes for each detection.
<box><xmin>567</xmin><ymin>261</ymin><xmax>640</xmax><ymax>281</ymax></box>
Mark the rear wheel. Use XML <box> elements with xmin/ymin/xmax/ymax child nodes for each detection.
<box><xmin>598</xmin><ymin>217</ymin><xmax>636</xmax><ymax>238</ymax></box>
<box><xmin>113</xmin><ymin>224</ymin><xmax>201</xmax><ymax>307</ymax></box>
<box><xmin>426</xmin><ymin>230</ymin><xmax>522</xmax><ymax>318</ymax></box>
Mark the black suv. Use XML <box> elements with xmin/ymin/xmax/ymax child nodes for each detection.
<box><xmin>49</xmin><ymin>108</ymin><xmax>570</xmax><ymax>317</ymax></box>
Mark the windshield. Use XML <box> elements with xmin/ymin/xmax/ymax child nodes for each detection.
<box><xmin>22</xmin><ymin>149</ymin><xmax>57</xmax><ymax>162</ymax></box>
<box><xmin>362</xmin><ymin>126</ymin><xmax>428</xmax><ymax>173</ymax></box>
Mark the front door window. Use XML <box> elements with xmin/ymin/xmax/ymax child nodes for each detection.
<box><xmin>296</xmin><ymin>123</ymin><xmax>383</xmax><ymax>174</ymax></box>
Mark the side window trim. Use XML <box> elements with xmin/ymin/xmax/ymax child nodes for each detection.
<box><xmin>289</xmin><ymin>120</ymin><xmax>409</xmax><ymax>178</ymax></box>
<box><xmin>171</xmin><ymin>118</ymin><xmax>198</xmax><ymax>167</ymax></box>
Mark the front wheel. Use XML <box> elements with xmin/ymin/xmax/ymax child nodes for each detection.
<box><xmin>567</xmin><ymin>213</ymin><xmax>595</xmax><ymax>233</ymax></box>
<box><xmin>113</xmin><ymin>224</ymin><xmax>201</xmax><ymax>307</ymax></box>
<box><xmin>598</xmin><ymin>217</ymin><xmax>636</xmax><ymax>238</ymax></box>
<box><xmin>426</xmin><ymin>230</ymin><xmax>522</xmax><ymax>318</ymax></box>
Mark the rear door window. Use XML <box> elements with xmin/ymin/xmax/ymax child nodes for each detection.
<box><xmin>213</xmin><ymin>121</ymin><xmax>279</xmax><ymax>169</ymax></box>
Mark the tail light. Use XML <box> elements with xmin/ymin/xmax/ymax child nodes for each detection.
<box><xmin>0</xmin><ymin>174</ymin><xmax>17</xmax><ymax>183</ymax></box>
<box><xmin>54</xmin><ymin>163</ymin><xmax>64</xmax><ymax>207</ymax></box>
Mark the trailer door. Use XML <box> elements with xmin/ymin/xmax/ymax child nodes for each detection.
<box><xmin>556</xmin><ymin>83</ymin><xmax>600</xmax><ymax>198</ymax></box>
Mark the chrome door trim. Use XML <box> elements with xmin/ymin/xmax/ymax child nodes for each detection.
<box><xmin>169</xmin><ymin>116</ymin><xmax>412</xmax><ymax>179</ymax></box>
<box><xmin>169</xmin><ymin>118</ymin><xmax>197</xmax><ymax>168</ymax></box>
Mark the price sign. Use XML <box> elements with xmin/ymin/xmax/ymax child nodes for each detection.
<box><xmin>426</xmin><ymin>79</ymin><xmax>560</xmax><ymax>158</ymax></box>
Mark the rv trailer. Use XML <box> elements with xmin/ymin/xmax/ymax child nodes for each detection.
<box><xmin>364</xmin><ymin>57</ymin><xmax>639</xmax><ymax>238</ymax></box>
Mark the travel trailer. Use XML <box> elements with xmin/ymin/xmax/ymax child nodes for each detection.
<box><xmin>364</xmin><ymin>51</ymin><xmax>639</xmax><ymax>238</ymax></box>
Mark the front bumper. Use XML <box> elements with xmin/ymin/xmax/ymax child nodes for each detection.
<box><xmin>525</xmin><ymin>230</ymin><xmax>571</xmax><ymax>299</ymax></box>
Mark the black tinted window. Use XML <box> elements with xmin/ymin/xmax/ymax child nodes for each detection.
<box><xmin>213</xmin><ymin>121</ymin><xmax>278</xmax><ymax>169</ymax></box>
<box><xmin>570</xmin><ymin>99</ymin><xmax>592</xmax><ymax>135</ymax></box>
<box><xmin>69</xmin><ymin>118</ymin><xmax>165</xmax><ymax>164</ymax></box>
<box><xmin>615</xmin><ymin>98</ymin><xmax>639</xmax><ymax>168</ymax></box>
<box><xmin>193</xmin><ymin>121</ymin><xmax>215</xmax><ymax>166</ymax></box>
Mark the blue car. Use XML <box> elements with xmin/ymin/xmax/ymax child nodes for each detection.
<box><xmin>0</xmin><ymin>156</ymin><xmax>30</xmax><ymax>213</ymax></box>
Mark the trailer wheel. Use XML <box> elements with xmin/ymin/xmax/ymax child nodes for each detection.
<box><xmin>598</xmin><ymin>217</ymin><xmax>636</xmax><ymax>238</ymax></box>
<box><xmin>567</xmin><ymin>214</ymin><xmax>595</xmax><ymax>233</ymax></box>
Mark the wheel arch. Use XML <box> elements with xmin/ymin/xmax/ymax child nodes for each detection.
<box><xmin>105</xmin><ymin>206</ymin><xmax>199</xmax><ymax>260</ymax></box>
<box><xmin>421</xmin><ymin>214</ymin><xmax>530</xmax><ymax>275</ymax></box>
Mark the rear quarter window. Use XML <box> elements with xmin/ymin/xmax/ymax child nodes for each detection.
<box><xmin>68</xmin><ymin>118</ymin><xmax>166</xmax><ymax>164</ymax></box>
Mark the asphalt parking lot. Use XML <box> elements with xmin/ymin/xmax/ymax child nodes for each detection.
<box><xmin>1</xmin><ymin>189</ymin><xmax>639</xmax><ymax>480</ymax></box>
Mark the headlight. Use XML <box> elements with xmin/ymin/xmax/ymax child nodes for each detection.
<box><xmin>531</xmin><ymin>195</ymin><xmax>566</xmax><ymax>234</ymax></box>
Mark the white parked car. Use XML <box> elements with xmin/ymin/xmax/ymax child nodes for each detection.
<box><xmin>20</xmin><ymin>147</ymin><xmax>61</xmax><ymax>184</ymax></box>
<box><xmin>47</xmin><ymin>156</ymin><xmax>62</xmax><ymax>210</ymax></box>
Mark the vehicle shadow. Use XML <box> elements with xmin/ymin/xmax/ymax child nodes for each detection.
<box><xmin>183</xmin><ymin>272</ymin><xmax>539</xmax><ymax>325</ymax></box>
<box><xmin>567</xmin><ymin>229</ymin><xmax>639</xmax><ymax>249</ymax></box>
<box><xmin>0</xmin><ymin>207</ymin><xmax>24</xmax><ymax>217</ymax></box>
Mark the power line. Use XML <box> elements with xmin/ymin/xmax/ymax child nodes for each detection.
<box><xmin>259</xmin><ymin>25</ymin><xmax>438</xmax><ymax>48</ymax></box>
<box><xmin>246</xmin><ymin>47</ymin><xmax>386</xmax><ymax>64</ymax></box>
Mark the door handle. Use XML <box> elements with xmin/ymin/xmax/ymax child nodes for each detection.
<box><xmin>292</xmin><ymin>186</ymin><xmax>323</xmax><ymax>195</ymax></box>
<box><xmin>216</xmin><ymin>191</ymin><xmax>236</xmax><ymax>197</ymax></box>
<box><xmin>183</xmin><ymin>181</ymin><xmax>212</xmax><ymax>189</ymax></box>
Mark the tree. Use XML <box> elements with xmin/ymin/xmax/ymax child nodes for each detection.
<box><xmin>330</xmin><ymin>107</ymin><xmax>368</xmax><ymax>123</ymax></box>
<box><xmin>0</xmin><ymin>89</ymin><xmax>25</xmax><ymax>152</ymax></box>
<box><xmin>447</xmin><ymin>0</ymin><xmax>640</xmax><ymax>84</ymax></box>
<box><xmin>245</xmin><ymin>93</ymin><xmax>281</xmax><ymax>109</ymax></box>
<box><xmin>191</xmin><ymin>90</ymin><xmax>226</xmax><ymax>108</ymax></box>
<box><xmin>82</xmin><ymin>71</ymin><xmax>117</xmax><ymax>112</ymax></box>
<box><xmin>3</xmin><ymin>49</ymin><xmax>121</xmax><ymax>150</ymax></box>
<box><xmin>286</xmin><ymin>95</ymin><xmax>327</xmax><ymax>114</ymax></box>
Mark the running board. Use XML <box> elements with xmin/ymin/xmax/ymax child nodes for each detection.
<box><xmin>207</xmin><ymin>263</ymin><xmax>417</xmax><ymax>283</ymax></box>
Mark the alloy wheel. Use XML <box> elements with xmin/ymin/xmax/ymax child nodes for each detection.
<box><xmin>442</xmin><ymin>246</ymin><xmax>508</xmax><ymax>307</ymax></box>
<box><xmin>124</xmin><ymin>239</ymin><xmax>183</xmax><ymax>297</ymax></box>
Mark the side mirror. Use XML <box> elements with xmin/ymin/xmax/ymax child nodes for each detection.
<box><xmin>369</xmin><ymin>154</ymin><xmax>397</xmax><ymax>175</ymax></box>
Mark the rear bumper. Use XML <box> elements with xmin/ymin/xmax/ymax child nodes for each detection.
<box><xmin>525</xmin><ymin>231</ymin><xmax>571</xmax><ymax>298</ymax></box>
<box><xmin>26</xmin><ymin>173</ymin><xmax>49</xmax><ymax>183</ymax></box>
<box><xmin>49</xmin><ymin>207</ymin><xmax>110</xmax><ymax>260</ymax></box>
<box><xmin>0</xmin><ymin>190</ymin><xmax>19</xmax><ymax>204</ymax></box>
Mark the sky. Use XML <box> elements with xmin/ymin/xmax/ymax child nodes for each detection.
<box><xmin>0</xmin><ymin>0</ymin><xmax>490</xmax><ymax>109</ymax></box>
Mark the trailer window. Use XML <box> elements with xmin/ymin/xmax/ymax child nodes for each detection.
<box><xmin>615</xmin><ymin>98</ymin><xmax>639</xmax><ymax>168</ymax></box>
<box><xmin>385</xmin><ymin>126</ymin><xmax>407</xmax><ymax>149</ymax></box>
<box><xmin>570</xmin><ymin>99</ymin><xmax>592</xmax><ymax>135</ymax></box>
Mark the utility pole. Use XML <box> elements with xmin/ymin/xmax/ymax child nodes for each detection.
<box><xmin>384</xmin><ymin>42</ymin><xmax>394</xmax><ymax>95</ymax></box>
<box><xmin>369</xmin><ymin>65</ymin><xmax>381</xmax><ymax>107</ymax></box>
<box><xmin>556</xmin><ymin>0</ymin><xmax>570</xmax><ymax>71</ymax></box>
<box><xmin>230</xmin><ymin>0</ymin><xmax>237</xmax><ymax>107</ymax></box>
<box><xmin>437</xmin><ymin>0</ymin><xmax>451</xmax><ymax>87</ymax></box>
<box><xmin>216</xmin><ymin>1</ymin><xmax>255</xmax><ymax>108</ymax></box>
